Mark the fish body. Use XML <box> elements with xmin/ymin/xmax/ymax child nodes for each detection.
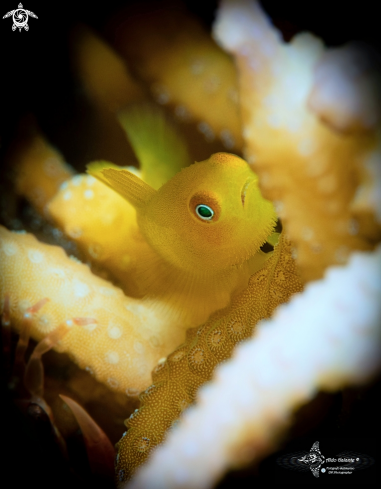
<box><xmin>88</xmin><ymin>153</ymin><xmax>277</xmax><ymax>325</ymax></box>
<box><xmin>0</xmin><ymin>152</ymin><xmax>279</xmax><ymax>394</ymax></box>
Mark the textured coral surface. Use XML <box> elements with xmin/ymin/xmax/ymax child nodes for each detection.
<box><xmin>1</xmin><ymin>2</ymin><xmax>380</xmax><ymax>489</ymax></box>
<box><xmin>116</xmin><ymin>234</ymin><xmax>303</xmax><ymax>483</ymax></box>
<box><xmin>214</xmin><ymin>0</ymin><xmax>381</xmax><ymax>282</ymax></box>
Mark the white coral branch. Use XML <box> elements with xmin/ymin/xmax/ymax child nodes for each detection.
<box><xmin>127</xmin><ymin>246</ymin><xmax>381</xmax><ymax>489</ymax></box>
<box><xmin>124</xmin><ymin>2</ymin><xmax>381</xmax><ymax>487</ymax></box>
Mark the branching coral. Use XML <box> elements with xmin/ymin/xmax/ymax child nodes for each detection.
<box><xmin>0</xmin><ymin>150</ymin><xmax>278</xmax><ymax>392</ymax></box>
<box><xmin>12</xmin><ymin>134</ymin><xmax>74</xmax><ymax>216</ymax></box>
<box><xmin>48</xmin><ymin>170</ymin><xmax>143</xmax><ymax>295</ymax></box>
<box><xmin>123</xmin><ymin>0</ymin><xmax>381</xmax><ymax>487</ymax></box>
<box><xmin>71</xmin><ymin>25</ymin><xmax>145</xmax><ymax>113</ymax></box>
<box><xmin>213</xmin><ymin>0</ymin><xmax>381</xmax><ymax>282</ymax></box>
<box><xmin>127</xmin><ymin>243</ymin><xmax>381</xmax><ymax>489</ymax></box>
<box><xmin>0</xmin><ymin>225</ymin><xmax>183</xmax><ymax>393</ymax></box>
<box><xmin>116</xmin><ymin>233</ymin><xmax>302</xmax><ymax>483</ymax></box>
<box><xmin>215</xmin><ymin>2</ymin><xmax>380</xmax><ymax>280</ymax></box>
<box><xmin>1</xmin><ymin>1</ymin><xmax>381</xmax><ymax>489</ymax></box>
<box><xmin>108</xmin><ymin>3</ymin><xmax>243</xmax><ymax>150</ymax></box>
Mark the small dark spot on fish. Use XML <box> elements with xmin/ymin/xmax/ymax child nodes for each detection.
<box><xmin>260</xmin><ymin>241</ymin><xmax>274</xmax><ymax>253</ymax></box>
<box><xmin>275</xmin><ymin>219</ymin><xmax>282</xmax><ymax>233</ymax></box>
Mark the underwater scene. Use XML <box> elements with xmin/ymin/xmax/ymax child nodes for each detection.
<box><xmin>1</xmin><ymin>1</ymin><xmax>380</xmax><ymax>488</ymax></box>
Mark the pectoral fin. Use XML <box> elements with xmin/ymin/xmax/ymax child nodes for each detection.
<box><xmin>87</xmin><ymin>161</ymin><xmax>156</xmax><ymax>209</ymax></box>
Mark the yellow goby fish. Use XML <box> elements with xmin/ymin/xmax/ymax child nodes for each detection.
<box><xmin>88</xmin><ymin>153</ymin><xmax>278</xmax><ymax>327</ymax></box>
<box><xmin>0</xmin><ymin>153</ymin><xmax>277</xmax><ymax>395</ymax></box>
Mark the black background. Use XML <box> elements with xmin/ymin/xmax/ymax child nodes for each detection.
<box><xmin>1</xmin><ymin>0</ymin><xmax>380</xmax><ymax>163</ymax></box>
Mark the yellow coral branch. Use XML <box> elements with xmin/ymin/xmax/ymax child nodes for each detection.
<box><xmin>110</xmin><ymin>4</ymin><xmax>242</xmax><ymax>150</ymax></box>
<box><xmin>13</xmin><ymin>134</ymin><xmax>74</xmax><ymax>215</ymax></box>
<box><xmin>0</xmin><ymin>225</ymin><xmax>189</xmax><ymax>394</ymax></box>
<box><xmin>47</xmin><ymin>170</ymin><xmax>143</xmax><ymax>295</ymax></box>
<box><xmin>116</xmin><ymin>233</ymin><xmax>303</xmax><ymax>483</ymax></box>
<box><xmin>71</xmin><ymin>25</ymin><xmax>144</xmax><ymax>112</ymax></box>
<box><xmin>126</xmin><ymin>244</ymin><xmax>381</xmax><ymax>489</ymax></box>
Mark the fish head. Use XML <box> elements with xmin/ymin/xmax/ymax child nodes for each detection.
<box><xmin>140</xmin><ymin>153</ymin><xmax>277</xmax><ymax>272</ymax></box>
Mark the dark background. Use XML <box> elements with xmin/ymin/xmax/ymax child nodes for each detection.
<box><xmin>1</xmin><ymin>0</ymin><xmax>380</xmax><ymax>165</ymax></box>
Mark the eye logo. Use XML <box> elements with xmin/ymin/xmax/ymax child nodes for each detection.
<box><xmin>3</xmin><ymin>3</ymin><xmax>38</xmax><ymax>32</ymax></box>
<box><xmin>298</xmin><ymin>441</ymin><xmax>326</xmax><ymax>478</ymax></box>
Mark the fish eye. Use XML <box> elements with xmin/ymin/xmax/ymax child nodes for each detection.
<box><xmin>189</xmin><ymin>192</ymin><xmax>220</xmax><ymax>222</ymax></box>
<box><xmin>195</xmin><ymin>204</ymin><xmax>214</xmax><ymax>220</ymax></box>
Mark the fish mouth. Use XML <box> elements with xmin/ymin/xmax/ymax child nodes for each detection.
<box><xmin>241</xmin><ymin>177</ymin><xmax>254</xmax><ymax>206</ymax></box>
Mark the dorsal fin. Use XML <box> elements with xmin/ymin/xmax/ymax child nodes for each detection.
<box><xmin>86</xmin><ymin>161</ymin><xmax>120</xmax><ymax>188</ymax></box>
<box><xmin>87</xmin><ymin>161</ymin><xmax>156</xmax><ymax>209</ymax></box>
<box><xmin>118</xmin><ymin>104</ymin><xmax>192</xmax><ymax>189</ymax></box>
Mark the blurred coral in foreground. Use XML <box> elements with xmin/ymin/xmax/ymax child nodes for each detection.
<box><xmin>1</xmin><ymin>1</ymin><xmax>380</xmax><ymax>489</ymax></box>
<box><xmin>126</xmin><ymin>1</ymin><xmax>381</xmax><ymax>487</ymax></box>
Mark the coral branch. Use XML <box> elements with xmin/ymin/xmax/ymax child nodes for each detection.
<box><xmin>0</xmin><ymin>225</ymin><xmax>190</xmax><ymax>393</ymax></box>
<box><xmin>12</xmin><ymin>134</ymin><xmax>74</xmax><ymax>215</ymax></box>
<box><xmin>307</xmin><ymin>42</ymin><xmax>381</xmax><ymax>133</ymax></box>
<box><xmin>109</xmin><ymin>4</ymin><xmax>242</xmax><ymax>150</ymax></box>
<box><xmin>71</xmin><ymin>25</ymin><xmax>145</xmax><ymax>112</ymax></box>
<box><xmin>214</xmin><ymin>0</ymin><xmax>381</xmax><ymax>282</ymax></box>
<box><xmin>116</xmin><ymin>234</ymin><xmax>303</xmax><ymax>483</ymax></box>
<box><xmin>126</xmin><ymin>245</ymin><xmax>381</xmax><ymax>489</ymax></box>
<box><xmin>47</xmin><ymin>171</ymin><xmax>143</xmax><ymax>295</ymax></box>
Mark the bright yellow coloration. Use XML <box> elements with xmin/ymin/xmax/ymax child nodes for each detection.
<box><xmin>0</xmin><ymin>225</ymin><xmax>186</xmax><ymax>393</ymax></box>
<box><xmin>44</xmin><ymin>105</ymin><xmax>276</xmax><ymax>329</ymax></box>
<box><xmin>67</xmin><ymin>25</ymin><xmax>147</xmax><ymax>167</ymax></box>
<box><xmin>71</xmin><ymin>25</ymin><xmax>144</xmax><ymax>112</ymax></box>
<box><xmin>111</xmin><ymin>5</ymin><xmax>243</xmax><ymax>149</ymax></box>
<box><xmin>137</xmin><ymin>153</ymin><xmax>276</xmax><ymax>271</ymax></box>
<box><xmin>115</xmin><ymin>233</ymin><xmax>303</xmax><ymax>482</ymax></box>
<box><xmin>1</xmin><ymin>153</ymin><xmax>277</xmax><ymax>392</ymax></box>
<box><xmin>89</xmin><ymin>153</ymin><xmax>277</xmax><ymax>325</ymax></box>
<box><xmin>47</xmin><ymin>169</ymin><xmax>145</xmax><ymax>297</ymax></box>
<box><xmin>1</xmin><ymin>3</ymin><xmax>380</xmax><ymax>488</ymax></box>
<box><xmin>48</xmin><ymin>105</ymin><xmax>192</xmax><ymax>296</ymax></box>
<box><xmin>13</xmin><ymin>134</ymin><xmax>74</xmax><ymax>215</ymax></box>
<box><xmin>118</xmin><ymin>105</ymin><xmax>193</xmax><ymax>190</ymax></box>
